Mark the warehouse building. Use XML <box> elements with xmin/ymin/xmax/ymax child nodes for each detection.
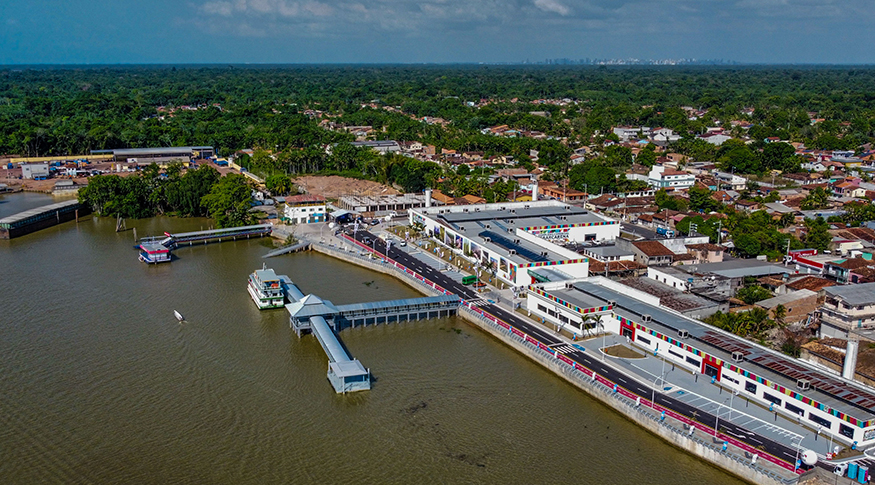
<box><xmin>92</xmin><ymin>146</ymin><xmax>215</xmax><ymax>164</ymax></box>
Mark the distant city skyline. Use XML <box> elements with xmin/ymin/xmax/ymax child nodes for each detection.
<box><xmin>1</xmin><ymin>0</ymin><xmax>873</xmax><ymax>65</ymax></box>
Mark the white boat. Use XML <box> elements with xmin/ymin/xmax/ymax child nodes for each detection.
<box><xmin>248</xmin><ymin>264</ymin><xmax>286</xmax><ymax>310</ymax></box>
<box><xmin>174</xmin><ymin>310</ymin><xmax>185</xmax><ymax>322</ymax></box>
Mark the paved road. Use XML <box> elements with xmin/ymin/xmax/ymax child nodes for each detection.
<box><xmin>349</xmin><ymin>230</ymin><xmax>812</xmax><ymax>475</ymax></box>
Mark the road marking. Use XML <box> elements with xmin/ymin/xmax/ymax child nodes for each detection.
<box><xmin>551</xmin><ymin>344</ymin><xmax>577</xmax><ymax>354</ymax></box>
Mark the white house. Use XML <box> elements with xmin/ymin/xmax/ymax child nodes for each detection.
<box><xmin>647</xmin><ymin>165</ymin><xmax>695</xmax><ymax>190</ymax></box>
<box><xmin>651</xmin><ymin>128</ymin><xmax>681</xmax><ymax>143</ymax></box>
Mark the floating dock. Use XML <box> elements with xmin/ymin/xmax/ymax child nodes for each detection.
<box><xmin>0</xmin><ymin>199</ymin><xmax>89</xmax><ymax>239</ymax></box>
<box><xmin>279</xmin><ymin>275</ymin><xmax>460</xmax><ymax>393</ymax></box>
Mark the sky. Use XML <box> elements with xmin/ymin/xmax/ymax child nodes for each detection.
<box><xmin>1</xmin><ymin>0</ymin><xmax>873</xmax><ymax>64</ymax></box>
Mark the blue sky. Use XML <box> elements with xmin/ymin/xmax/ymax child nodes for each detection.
<box><xmin>1</xmin><ymin>0</ymin><xmax>872</xmax><ymax>64</ymax></box>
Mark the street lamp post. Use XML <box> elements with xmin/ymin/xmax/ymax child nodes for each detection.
<box><xmin>714</xmin><ymin>395</ymin><xmax>732</xmax><ymax>438</ymax></box>
<box><xmin>600</xmin><ymin>321</ymin><xmax>607</xmax><ymax>361</ymax></box>
<box><xmin>729</xmin><ymin>390</ymin><xmax>738</xmax><ymax>422</ymax></box>
<box><xmin>652</xmin><ymin>353</ymin><xmax>667</xmax><ymax>408</ymax></box>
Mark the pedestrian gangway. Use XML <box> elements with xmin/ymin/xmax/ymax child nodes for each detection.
<box><xmin>162</xmin><ymin>224</ymin><xmax>272</xmax><ymax>247</ymax></box>
<box><xmin>280</xmin><ymin>276</ymin><xmax>460</xmax><ymax>393</ymax></box>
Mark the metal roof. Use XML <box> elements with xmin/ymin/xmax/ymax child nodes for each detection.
<box><xmin>335</xmin><ymin>295</ymin><xmax>459</xmax><ymax>314</ymax></box>
<box><xmin>824</xmin><ymin>282</ymin><xmax>875</xmax><ymax>306</ymax></box>
<box><xmin>0</xmin><ymin>199</ymin><xmax>80</xmax><ymax>225</ymax></box>
<box><xmin>480</xmin><ymin>230</ymin><xmax>550</xmax><ymax>262</ymax></box>
<box><xmin>169</xmin><ymin>224</ymin><xmax>272</xmax><ymax>238</ymax></box>
<box><xmin>329</xmin><ymin>360</ymin><xmax>368</xmax><ymax>378</ymax></box>
<box><xmin>255</xmin><ymin>268</ymin><xmax>279</xmax><ymax>282</ymax></box>
<box><xmin>679</xmin><ymin>260</ymin><xmax>789</xmax><ymax>279</ymax></box>
<box><xmin>108</xmin><ymin>146</ymin><xmax>213</xmax><ymax>156</ymax></box>
<box><xmin>583</xmin><ymin>245</ymin><xmax>634</xmax><ymax>258</ymax></box>
<box><xmin>309</xmin><ymin>316</ymin><xmax>350</xmax><ymax>363</ymax></box>
<box><xmin>285</xmin><ymin>294</ymin><xmax>340</xmax><ymax>319</ymax></box>
<box><xmin>439</xmin><ymin>205</ymin><xmax>606</xmax><ymax>226</ymax></box>
<box><xmin>570</xmin><ymin>280</ymin><xmax>875</xmax><ymax>419</ymax></box>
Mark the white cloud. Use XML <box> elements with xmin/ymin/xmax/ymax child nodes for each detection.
<box><xmin>534</xmin><ymin>0</ymin><xmax>571</xmax><ymax>15</ymax></box>
<box><xmin>201</xmin><ymin>1</ymin><xmax>233</xmax><ymax>16</ymax></box>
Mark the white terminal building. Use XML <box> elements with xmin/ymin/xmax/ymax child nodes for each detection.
<box><xmin>283</xmin><ymin>195</ymin><xmax>327</xmax><ymax>224</ymax></box>
<box><xmin>525</xmin><ymin>277</ymin><xmax>875</xmax><ymax>447</ymax></box>
<box><xmin>409</xmin><ymin>200</ymin><xmax>620</xmax><ymax>287</ymax></box>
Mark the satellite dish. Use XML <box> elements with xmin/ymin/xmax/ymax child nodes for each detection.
<box><xmin>801</xmin><ymin>450</ymin><xmax>817</xmax><ymax>466</ymax></box>
<box><xmin>329</xmin><ymin>222</ymin><xmax>336</xmax><ymax>229</ymax></box>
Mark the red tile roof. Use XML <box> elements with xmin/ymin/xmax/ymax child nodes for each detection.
<box><xmin>632</xmin><ymin>240</ymin><xmax>675</xmax><ymax>257</ymax></box>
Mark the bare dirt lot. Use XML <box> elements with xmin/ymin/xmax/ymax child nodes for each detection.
<box><xmin>292</xmin><ymin>175</ymin><xmax>399</xmax><ymax>200</ymax></box>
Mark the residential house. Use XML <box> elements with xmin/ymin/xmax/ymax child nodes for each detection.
<box><xmin>430</xmin><ymin>190</ymin><xmax>456</xmax><ymax>206</ymax></box>
<box><xmin>819</xmin><ymin>283</ymin><xmax>875</xmax><ymax>339</ymax></box>
<box><xmin>538</xmin><ymin>181</ymin><xmax>588</xmax><ymax>201</ymax></box>
<box><xmin>823</xmin><ymin>258</ymin><xmax>875</xmax><ymax>284</ymax></box>
<box><xmin>832</xmin><ymin>181</ymin><xmax>866</xmax><ymax>198</ymax></box>
<box><xmin>784</xmin><ymin>276</ymin><xmax>835</xmax><ymax>296</ymax></box>
<box><xmin>698</xmin><ymin>133</ymin><xmax>732</xmax><ymax>146</ymax></box>
<box><xmin>627</xmin><ymin>239</ymin><xmax>675</xmax><ymax>266</ymax></box>
<box><xmin>756</xmin><ymin>289</ymin><xmax>819</xmax><ymax>324</ymax></box>
<box><xmin>685</xmin><ymin>243</ymin><xmax>725</xmax><ymax>264</ymax></box>
<box><xmin>734</xmin><ymin>200</ymin><xmax>759</xmax><ymax>212</ymax></box>
<box><xmin>713</xmin><ymin>171</ymin><xmax>747</xmax><ymax>190</ymax></box>
<box><xmin>647</xmin><ymin>166</ymin><xmax>695</xmax><ymax>190</ymax></box>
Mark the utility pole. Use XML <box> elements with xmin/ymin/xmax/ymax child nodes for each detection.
<box><xmin>717</xmin><ymin>220</ymin><xmax>722</xmax><ymax>246</ymax></box>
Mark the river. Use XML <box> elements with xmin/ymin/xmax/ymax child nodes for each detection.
<box><xmin>0</xmin><ymin>192</ymin><xmax>745</xmax><ymax>484</ymax></box>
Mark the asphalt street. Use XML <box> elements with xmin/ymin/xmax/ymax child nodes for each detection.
<box><xmin>349</xmin><ymin>230</ymin><xmax>813</xmax><ymax>474</ymax></box>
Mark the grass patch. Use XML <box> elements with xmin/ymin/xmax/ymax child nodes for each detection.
<box><xmin>603</xmin><ymin>344</ymin><xmax>646</xmax><ymax>359</ymax></box>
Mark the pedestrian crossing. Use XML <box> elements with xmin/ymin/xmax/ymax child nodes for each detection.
<box><xmin>466</xmin><ymin>297</ymin><xmax>488</xmax><ymax>306</ymax></box>
<box><xmin>551</xmin><ymin>344</ymin><xmax>578</xmax><ymax>354</ymax></box>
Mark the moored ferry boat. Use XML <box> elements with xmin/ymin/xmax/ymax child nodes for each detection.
<box><xmin>248</xmin><ymin>264</ymin><xmax>285</xmax><ymax>309</ymax></box>
<box><xmin>138</xmin><ymin>242</ymin><xmax>171</xmax><ymax>264</ymax></box>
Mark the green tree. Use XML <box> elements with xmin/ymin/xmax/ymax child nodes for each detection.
<box><xmin>569</xmin><ymin>160</ymin><xmax>617</xmax><ymax>194</ymax></box>
<box><xmin>265</xmin><ymin>174</ymin><xmax>294</xmax><ymax>196</ymax></box>
<box><xmin>717</xmin><ymin>140</ymin><xmax>762</xmax><ymax>174</ymax></box>
<box><xmin>636</xmin><ymin>144</ymin><xmax>657</xmax><ymax>167</ymax></box>
<box><xmin>165</xmin><ymin>165</ymin><xmax>221</xmax><ymax>217</ymax></box>
<box><xmin>733</xmin><ymin>233</ymin><xmax>763</xmax><ymax>258</ymax></box>
<box><xmin>654</xmin><ymin>189</ymin><xmax>689</xmax><ymax>212</ymax></box>
<box><xmin>800</xmin><ymin>187</ymin><xmax>830</xmax><ymax>210</ymax></box>
<box><xmin>689</xmin><ymin>185</ymin><xmax>717</xmax><ymax>212</ymax></box>
<box><xmin>201</xmin><ymin>174</ymin><xmax>256</xmax><ymax>228</ymax></box>
<box><xmin>736</xmin><ymin>285</ymin><xmax>773</xmax><ymax>305</ymax></box>
<box><xmin>803</xmin><ymin>217</ymin><xmax>831</xmax><ymax>251</ymax></box>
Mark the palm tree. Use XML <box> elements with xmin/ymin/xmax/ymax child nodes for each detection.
<box><xmin>773</xmin><ymin>304</ymin><xmax>788</xmax><ymax>328</ymax></box>
<box><xmin>580</xmin><ymin>314</ymin><xmax>601</xmax><ymax>338</ymax></box>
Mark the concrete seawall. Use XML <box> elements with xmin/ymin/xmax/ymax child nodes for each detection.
<box><xmin>308</xmin><ymin>241</ymin><xmax>794</xmax><ymax>485</ymax></box>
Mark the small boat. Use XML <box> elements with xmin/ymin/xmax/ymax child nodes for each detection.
<box><xmin>174</xmin><ymin>310</ymin><xmax>185</xmax><ymax>322</ymax></box>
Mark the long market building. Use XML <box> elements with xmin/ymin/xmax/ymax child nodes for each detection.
<box><xmin>409</xmin><ymin>200</ymin><xmax>620</xmax><ymax>287</ymax></box>
<box><xmin>526</xmin><ymin>277</ymin><xmax>875</xmax><ymax>448</ymax></box>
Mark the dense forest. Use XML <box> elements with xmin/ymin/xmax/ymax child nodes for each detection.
<box><xmin>4</xmin><ymin>65</ymin><xmax>875</xmax><ymax>193</ymax></box>
<box><xmin>4</xmin><ymin>65</ymin><xmax>875</xmax><ymax>155</ymax></box>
